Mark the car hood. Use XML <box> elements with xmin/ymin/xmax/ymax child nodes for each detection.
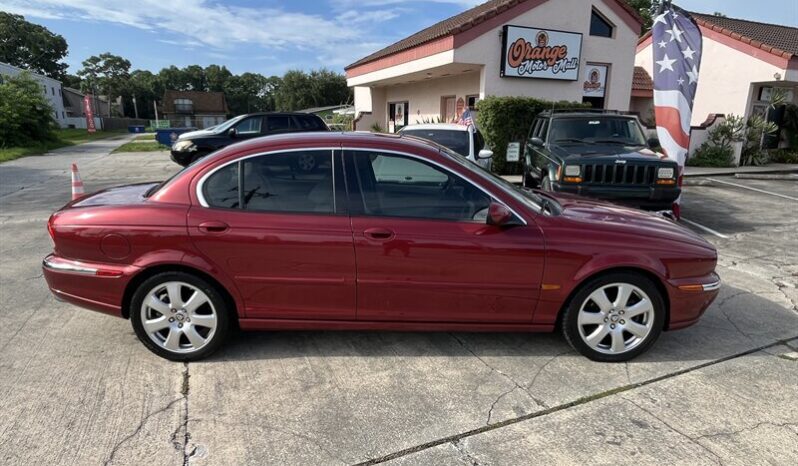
<box><xmin>552</xmin><ymin>145</ymin><xmax>670</xmax><ymax>163</ymax></box>
<box><xmin>178</xmin><ymin>129</ymin><xmax>219</xmax><ymax>140</ymax></box>
<box><xmin>546</xmin><ymin>192</ymin><xmax>714</xmax><ymax>250</ymax></box>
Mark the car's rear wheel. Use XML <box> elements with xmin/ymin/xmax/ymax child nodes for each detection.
<box><xmin>561</xmin><ymin>272</ymin><xmax>664</xmax><ymax>362</ymax></box>
<box><xmin>130</xmin><ymin>272</ymin><xmax>230</xmax><ymax>361</ymax></box>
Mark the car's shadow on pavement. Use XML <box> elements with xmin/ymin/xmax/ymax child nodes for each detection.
<box><xmin>203</xmin><ymin>284</ymin><xmax>798</xmax><ymax>366</ymax></box>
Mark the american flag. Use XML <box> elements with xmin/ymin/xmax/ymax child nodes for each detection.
<box><xmin>652</xmin><ymin>4</ymin><xmax>702</xmax><ymax>216</ymax></box>
<box><xmin>458</xmin><ymin>108</ymin><xmax>474</xmax><ymax>127</ymax></box>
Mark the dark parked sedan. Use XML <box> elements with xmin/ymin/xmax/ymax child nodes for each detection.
<box><xmin>44</xmin><ymin>132</ymin><xmax>720</xmax><ymax>362</ymax></box>
<box><xmin>170</xmin><ymin>112</ymin><xmax>328</xmax><ymax>166</ymax></box>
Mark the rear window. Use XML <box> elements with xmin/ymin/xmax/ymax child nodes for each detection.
<box><xmin>294</xmin><ymin>115</ymin><xmax>326</xmax><ymax>130</ymax></box>
<box><xmin>266</xmin><ymin>115</ymin><xmax>293</xmax><ymax>132</ymax></box>
<box><xmin>401</xmin><ymin>129</ymin><xmax>470</xmax><ymax>156</ymax></box>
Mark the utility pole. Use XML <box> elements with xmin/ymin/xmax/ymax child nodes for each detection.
<box><xmin>132</xmin><ymin>95</ymin><xmax>139</xmax><ymax>119</ymax></box>
<box><xmin>154</xmin><ymin>100</ymin><xmax>159</xmax><ymax>128</ymax></box>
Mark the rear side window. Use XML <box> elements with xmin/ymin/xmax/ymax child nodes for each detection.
<box><xmin>203</xmin><ymin>163</ymin><xmax>240</xmax><ymax>209</ymax></box>
<box><xmin>242</xmin><ymin>151</ymin><xmax>334</xmax><ymax>214</ymax></box>
<box><xmin>266</xmin><ymin>115</ymin><xmax>293</xmax><ymax>132</ymax></box>
<box><xmin>295</xmin><ymin>115</ymin><xmax>325</xmax><ymax>130</ymax></box>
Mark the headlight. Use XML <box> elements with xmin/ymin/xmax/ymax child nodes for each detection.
<box><xmin>172</xmin><ymin>140</ymin><xmax>196</xmax><ymax>152</ymax></box>
<box><xmin>564</xmin><ymin>165</ymin><xmax>581</xmax><ymax>177</ymax></box>
<box><xmin>657</xmin><ymin>167</ymin><xmax>675</xmax><ymax>179</ymax></box>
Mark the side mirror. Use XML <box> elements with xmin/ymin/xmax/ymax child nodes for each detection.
<box><xmin>647</xmin><ymin>137</ymin><xmax>660</xmax><ymax>149</ymax></box>
<box><xmin>228</xmin><ymin>128</ymin><xmax>237</xmax><ymax>138</ymax></box>
<box><xmin>487</xmin><ymin>202</ymin><xmax>514</xmax><ymax>227</ymax></box>
<box><xmin>530</xmin><ymin>137</ymin><xmax>544</xmax><ymax>147</ymax></box>
<box><xmin>477</xmin><ymin>149</ymin><xmax>493</xmax><ymax>160</ymax></box>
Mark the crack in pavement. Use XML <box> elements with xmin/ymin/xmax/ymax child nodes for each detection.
<box><xmin>621</xmin><ymin>397</ymin><xmax>723</xmax><ymax>465</ymax></box>
<box><xmin>103</xmin><ymin>397</ymin><xmax>184</xmax><ymax>466</ymax></box>
<box><xmin>353</xmin><ymin>336</ymin><xmax>798</xmax><ymax>466</ymax></box>
<box><xmin>448</xmin><ymin>333</ymin><xmax>548</xmax><ymax>425</ymax></box>
<box><xmin>692</xmin><ymin>421</ymin><xmax>798</xmax><ymax>441</ymax></box>
<box><xmin>450</xmin><ymin>438</ymin><xmax>481</xmax><ymax>466</ymax></box>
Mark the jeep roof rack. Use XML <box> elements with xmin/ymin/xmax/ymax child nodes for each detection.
<box><xmin>540</xmin><ymin>108</ymin><xmax>624</xmax><ymax>115</ymax></box>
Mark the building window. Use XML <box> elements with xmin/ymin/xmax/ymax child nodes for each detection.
<box><xmin>174</xmin><ymin>98</ymin><xmax>193</xmax><ymax>113</ymax></box>
<box><xmin>590</xmin><ymin>9</ymin><xmax>614</xmax><ymax>38</ymax></box>
<box><xmin>441</xmin><ymin>96</ymin><xmax>456</xmax><ymax>123</ymax></box>
<box><xmin>61</xmin><ymin>111</ymin><xmax>65</xmax><ymax>119</ymax></box>
<box><xmin>51</xmin><ymin>87</ymin><xmax>55</xmax><ymax>96</ymax></box>
<box><xmin>388</xmin><ymin>101</ymin><xmax>408</xmax><ymax>131</ymax></box>
<box><xmin>466</xmin><ymin>95</ymin><xmax>480</xmax><ymax>110</ymax></box>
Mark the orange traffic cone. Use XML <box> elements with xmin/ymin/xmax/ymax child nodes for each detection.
<box><xmin>71</xmin><ymin>163</ymin><xmax>85</xmax><ymax>200</ymax></box>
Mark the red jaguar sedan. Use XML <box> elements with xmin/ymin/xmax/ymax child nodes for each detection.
<box><xmin>43</xmin><ymin>132</ymin><xmax>720</xmax><ymax>362</ymax></box>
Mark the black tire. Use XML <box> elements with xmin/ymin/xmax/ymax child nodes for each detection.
<box><xmin>130</xmin><ymin>271</ymin><xmax>231</xmax><ymax>361</ymax></box>
<box><xmin>561</xmin><ymin>272</ymin><xmax>665</xmax><ymax>362</ymax></box>
<box><xmin>540</xmin><ymin>174</ymin><xmax>552</xmax><ymax>191</ymax></box>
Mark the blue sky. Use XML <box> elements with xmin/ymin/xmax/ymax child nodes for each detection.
<box><xmin>1</xmin><ymin>0</ymin><xmax>796</xmax><ymax>76</ymax></box>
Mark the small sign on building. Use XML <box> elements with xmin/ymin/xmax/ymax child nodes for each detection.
<box><xmin>583</xmin><ymin>65</ymin><xmax>608</xmax><ymax>97</ymax></box>
<box><xmin>506</xmin><ymin>142</ymin><xmax>521</xmax><ymax>162</ymax></box>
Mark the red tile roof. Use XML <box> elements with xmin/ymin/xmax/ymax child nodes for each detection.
<box><xmin>690</xmin><ymin>12</ymin><xmax>798</xmax><ymax>59</ymax></box>
<box><xmin>346</xmin><ymin>0</ymin><xmax>643</xmax><ymax>70</ymax></box>
<box><xmin>632</xmin><ymin>66</ymin><xmax>653</xmax><ymax>91</ymax></box>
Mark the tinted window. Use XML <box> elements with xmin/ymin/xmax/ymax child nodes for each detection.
<box><xmin>590</xmin><ymin>10</ymin><xmax>614</xmax><ymax>37</ymax></box>
<box><xmin>204</xmin><ymin>163</ymin><xmax>240</xmax><ymax>209</ymax></box>
<box><xmin>236</xmin><ymin>117</ymin><xmax>262</xmax><ymax>135</ymax></box>
<box><xmin>266</xmin><ymin>115</ymin><xmax>293</xmax><ymax>132</ymax></box>
<box><xmin>242</xmin><ymin>151</ymin><xmax>334</xmax><ymax>213</ymax></box>
<box><xmin>295</xmin><ymin>115</ymin><xmax>324</xmax><ymax>130</ymax></box>
<box><xmin>400</xmin><ymin>129</ymin><xmax>470</xmax><ymax>156</ymax></box>
<box><xmin>349</xmin><ymin>151</ymin><xmax>491</xmax><ymax>222</ymax></box>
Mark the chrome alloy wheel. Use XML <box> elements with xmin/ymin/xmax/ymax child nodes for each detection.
<box><xmin>140</xmin><ymin>281</ymin><xmax>218</xmax><ymax>354</ymax></box>
<box><xmin>576</xmin><ymin>283</ymin><xmax>655</xmax><ymax>355</ymax></box>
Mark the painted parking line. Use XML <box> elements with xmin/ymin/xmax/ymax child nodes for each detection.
<box><xmin>680</xmin><ymin>217</ymin><xmax>730</xmax><ymax>239</ymax></box>
<box><xmin>705</xmin><ymin>177</ymin><xmax>798</xmax><ymax>201</ymax></box>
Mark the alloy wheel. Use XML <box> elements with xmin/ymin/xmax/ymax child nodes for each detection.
<box><xmin>140</xmin><ymin>281</ymin><xmax>218</xmax><ymax>354</ymax></box>
<box><xmin>576</xmin><ymin>282</ymin><xmax>655</xmax><ymax>355</ymax></box>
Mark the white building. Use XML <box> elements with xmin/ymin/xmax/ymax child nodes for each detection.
<box><xmin>346</xmin><ymin>0</ymin><xmax>644</xmax><ymax>131</ymax></box>
<box><xmin>0</xmin><ymin>62</ymin><xmax>68</xmax><ymax>128</ymax></box>
<box><xmin>634</xmin><ymin>12</ymin><xmax>798</xmax><ymax>127</ymax></box>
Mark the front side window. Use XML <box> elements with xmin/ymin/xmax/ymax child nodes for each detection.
<box><xmin>242</xmin><ymin>151</ymin><xmax>333</xmax><ymax>213</ymax></box>
<box><xmin>348</xmin><ymin>151</ymin><xmax>491</xmax><ymax>222</ymax></box>
<box><xmin>235</xmin><ymin>117</ymin><xmax>263</xmax><ymax>135</ymax></box>
<box><xmin>400</xmin><ymin>129</ymin><xmax>470</xmax><ymax>156</ymax></box>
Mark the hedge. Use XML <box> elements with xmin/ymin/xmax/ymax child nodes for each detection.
<box><xmin>476</xmin><ymin>96</ymin><xmax>589</xmax><ymax>174</ymax></box>
<box><xmin>0</xmin><ymin>72</ymin><xmax>56</xmax><ymax>147</ymax></box>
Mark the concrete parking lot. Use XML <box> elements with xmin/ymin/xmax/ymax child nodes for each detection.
<box><xmin>0</xmin><ymin>139</ymin><xmax>796</xmax><ymax>465</ymax></box>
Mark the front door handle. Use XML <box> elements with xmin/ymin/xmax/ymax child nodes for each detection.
<box><xmin>198</xmin><ymin>221</ymin><xmax>229</xmax><ymax>233</ymax></box>
<box><xmin>363</xmin><ymin>227</ymin><xmax>395</xmax><ymax>241</ymax></box>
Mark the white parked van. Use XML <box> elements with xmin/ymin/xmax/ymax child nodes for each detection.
<box><xmin>398</xmin><ymin>124</ymin><xmax>493</xmax><ymax>170</ymax></box>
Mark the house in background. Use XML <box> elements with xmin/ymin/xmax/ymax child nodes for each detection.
<box><xmin>161</xmin><ymin>90</ymin><xmax>229</xmax><ymax>129</ymax></box>
<box><xmin>62</xmin><ymin>87</ymin><xmax>110</xmax><ymax>119</ymax></box>
<box><xmin>630</xmin><ymin>66</ymin><xmax>654</xmax><ymax>127</ymax></box>
<box><xmin>1</xmin><ymin>61</ymin><xmax>67</xmax><ymax>128</ymax></box>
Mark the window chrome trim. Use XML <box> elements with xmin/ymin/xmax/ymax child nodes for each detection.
<box><xmin>196</xmin><ymin>147</ymin><xmax>340</xmax><ymax>208</ymax></box>
<box><xmin>343</xmin><ymin>147</ymin><xmax>528</xmax><ymax>226</ymax></box>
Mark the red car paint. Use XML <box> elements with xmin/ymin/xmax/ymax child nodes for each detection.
<box><xmin>43</xmin><ymin>132</ymin><xmax>719</xmax><ymax>334</ymax></box>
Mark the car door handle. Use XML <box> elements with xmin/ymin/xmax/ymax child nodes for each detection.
<box><xmin>198</xmin><ymin>221</ymin><xmax>229</xmax><ymax>233</ymax></box>
<box><xmin>363</xmin><ymin>227</ymin><xmax>395</xmax><ymax>241</ymax></box>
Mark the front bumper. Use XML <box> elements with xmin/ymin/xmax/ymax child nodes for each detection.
<box><xmin>665</xmin><ymin>273</ymin><xmax>721</xmax><ymax>330</ymax></box>
<box><xmin>553</xmin><ymin>182</ymin><xmax>681</xmax><ymax>209</ymax></box>
<box><xmin>42</xmin><ymin>254</ymin><xmax>137</xmax><ymax>318</ymax></box>
<box><xmin>170</xmin><ymin>150</ymin><xmax>195</xmax><ymax>166</ymax></box>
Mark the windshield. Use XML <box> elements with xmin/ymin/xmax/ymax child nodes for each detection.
<box><xmin>437</xmin><ymin>145</ymin><xmax>545</xmax><ymax>213</ymax></box>
<box><xmin>211</xmin><ymin>115</ymin><xmax>248</xmax><ymax>133</ymax></box>
<box><xmin>401</xmin><ymin>129</ymin><xmax>470</xmax><ymax>156</ymax></box>
<box><xmin>548</xmin><ymin>117</ymin><xmax>647</xmax><ymax>146</ymax></box>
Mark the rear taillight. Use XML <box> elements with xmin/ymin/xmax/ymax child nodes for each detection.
<box><xmin>47</xmin><ymin>217</ymin><xmax>56</xmax><ymax>247</ymax></box>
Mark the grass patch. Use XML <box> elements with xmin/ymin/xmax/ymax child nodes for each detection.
<box><xmin>112</xmin><ymin>141</ymin><xmax>168</xmax><ymax>153</ymax></box>
<box><xmin>133</xmin><ymin>134</ymin><xmax>156</xmax><ymax>141</ymax></box>
<box><xmin>0</xmin><ymin>129</ymin><xmax>126</xmax><ymax>163</ymax></box>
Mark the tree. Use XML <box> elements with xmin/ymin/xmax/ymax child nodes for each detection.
<box><xmin>158</xmin><ymin>66</ymin><xmax>190</xmax><ymax>92</ymax></box>
<box><xmin>273</xmin><ymin>69</ymin><xmax>351</xmax><ymax>111</ymax></box>
<box><xmin>0</xmin><ymin>72</ymin><xmax>56</xmax><ymax>147</ymax></box>
<box><xmin>0</xmin><ymin>13</ymin><xmax>69</xmax><ymax>79</ymax></box>
<box><xmin>122</xmin><ymin>70</ymin><xmax>162</xmax><ymax>119</ymax></box>
<box><xmin>308</xmin><ymin>69</ymin><xmax>352</xmax><ymax>107</ymax></box>
<box><xmin>224</xmin><ymin>73</ymin><xmax>277</xmax><ymax>114</ymax></box>
<box><xmin>78</xmin><ymin>53</ymin><xmax>131</xmax><ymax>116</ymax></box>
<box><xmin>274</xmin><ymin>70</ymin><xmax>312</xmax><ymax>111</ymax></box>
<box><xmin>623</xmin><ymin>0</ymin><xmax>661</xmax><ymax>35</ymax></box>
<box><xmin>205</xmin><ymin>65</ymin><xmax>233</xmax><ymax>92</ymax></box>
<box><xmin>184</xmin><ymin>65</ymin><xmax>207</xmax><ymax>91</ymax></box>
<box><xmin>62</xmin><ymin>74</ymin><xmax>82</xmax><ymax>90</ymax></box>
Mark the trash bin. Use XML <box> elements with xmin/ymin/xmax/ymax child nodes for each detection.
<box><xmin>128</xmin><ymin>125</ymin><xmax>146</xmax><ymax>133</ymax></box>
<box><xmin>155</xmin><ymin>128</ymin><xmax>197</xmax><ymax>147</ymax></box>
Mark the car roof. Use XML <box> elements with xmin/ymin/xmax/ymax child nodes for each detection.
<box><xmin>212</xmin><ymin>131</ymin><xmax>444</xmax><ymax>155</ymax></box>
<box><xmin>237</xmin><ymin>112</ymin><xmax>321</xmax><ymax>117</ymax></box>
<box><xmin>399</xmin><ymin>123</ymin><xmax>471</xmax><ymax>132</ymax></box>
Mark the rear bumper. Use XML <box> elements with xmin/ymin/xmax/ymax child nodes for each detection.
<box><xmin>42</xmin><ymin>254</ymin><xmax>137</xmax><ymax>318</ymax></box>
<box><xmin>553</xmin><ymin>182</ymin><xmax>681</xmax><ymax>208</ymax></box>
<box><xmin>665</xmin><ymin>273</ymin><xmax>721</xmax><ymax>330</ymax></box>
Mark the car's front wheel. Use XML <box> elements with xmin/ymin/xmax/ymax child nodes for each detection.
<box><xmin>561</xmin><ymin>272</ymin><xmax>665</xmax><ymax>362</ymax></box>
<box><xmin>130</xmin><ymin>272</ymin><xmax>231</xmax><ymax>361</ymax></box>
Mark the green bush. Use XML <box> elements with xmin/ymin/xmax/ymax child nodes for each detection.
<box><xmin>768</xmin><ymin>148</ymin><xmax>798</xmax><ymax>164</ymax></box>
<box><xmin>476</xmin><ymin>96</ymin><xmax>588</xmax><ymax>174</ymax></box>
<box><xmin>687</xmin><ymin>144</ymin><xmax>734</xmax><ymax>167</ymax></box>
<box><xmin>0</xmin><ymin>72</ymin><xmax>56</xmax><ymax>147</ymax></box>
